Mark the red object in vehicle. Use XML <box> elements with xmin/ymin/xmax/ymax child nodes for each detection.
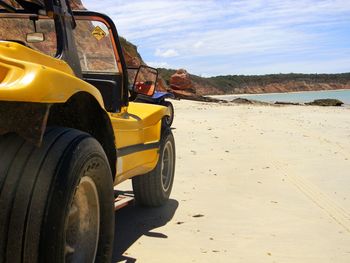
<box><xmin>135</xmin><ymin>81</ymin><xmax>155</xmax><ymax>96</ymax></box>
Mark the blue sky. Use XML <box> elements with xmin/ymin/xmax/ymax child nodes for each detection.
<box><xmin>84</xmin><ymin>0</ymin><xmax>350</xmax><ymax>76</ymax></box>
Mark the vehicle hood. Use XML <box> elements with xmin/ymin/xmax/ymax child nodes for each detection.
<box><xmin>0</xmin><ymin>41</ymin><xmax>104</xmax><ymax>106</ymax></box>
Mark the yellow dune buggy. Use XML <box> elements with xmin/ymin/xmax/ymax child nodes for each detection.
<box><xmin>0</xmin><ymin>0</ymin><xmax>176</xmax><ymax>262</ymax></box>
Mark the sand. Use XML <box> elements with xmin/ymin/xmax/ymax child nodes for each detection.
<box><xmin>113</xmin><ymin>100</ymin><xmax>350</xmax><ymax>263</ymax></box>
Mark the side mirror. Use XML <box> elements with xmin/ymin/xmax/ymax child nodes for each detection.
<box><xmin>26</xmin><ymin>32</ymin><xmax>45</xmax><ymax>43</ymax></box>
<box><xmin>132</xmin><ymin>65</ymin><xmax>158</xmax><ymax>97</ymax></box>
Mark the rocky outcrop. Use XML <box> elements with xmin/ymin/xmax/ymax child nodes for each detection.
<box><xmin>172</xmin><ymin>93</ymin><xmax>226</xmax><ymax>103</ymax></box>
<box><xmin>306</xmin><ymin>99</ymin><xmax>344</xmax><ymax>106</ymax></box>
<box><xmin>169</xmin><ymin>69</ymin><xmax>199</xmax><ymax>98</ymax></box>
<box><xmin>274</xmin><ymin>101</ymin><xmax>301</xmax><ymax>106</ymax></box>
<box><xmin>231</xmin><ymin>98</ymin><xmax>253</xmax><ymax>104</ymax></box>
<box><xmin>119</xmin><ymin>37</ymin><xmax>144</xmax><ymax>67</ymax></box>
<box><xmin>231</xmin><ymin>98</ymin><xmax>270</xmax><ymax>106</ymax></box>
<box><xmin>167</xmin><ymin>69</ymin><xmax>222</xmax><ymax>100</ymax></box>
<box><xmin>170</xmin><ymin>69</ymin><xmax>193</xmax><ymax>91</ymax></box>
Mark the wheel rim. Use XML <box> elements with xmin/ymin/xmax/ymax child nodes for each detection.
<box><xmin>165</xmin><ymin>104</ymin><xmax>173</xmax><ymax>126</ymax></box>
<box><xmin>161</xmin><ymin>140</ymin><xmax>174</xmax><ymax>191</ymax></box>
<box><xmin>65</xmin><ymin>176</ymin><xmax>100</xmax><ymax>263</ymax></box>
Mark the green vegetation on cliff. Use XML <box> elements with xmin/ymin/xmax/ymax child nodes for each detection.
<box><xmin>208</xmin><ymin>73</ymin><xmax>350</xmax><ymax>93</ymax></box>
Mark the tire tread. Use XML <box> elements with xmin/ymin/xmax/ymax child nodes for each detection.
<box><xmin>132</xmin><ymin>129</ymin><xmax>175</xmax><ymax>207</ymax></box>
<box><xmin>0</xmin><ymin>127</ymin><xmax>114</xmax><ymax>263</ymax></box>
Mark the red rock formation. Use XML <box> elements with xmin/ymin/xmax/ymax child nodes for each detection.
<box><xmin>170</xmin><ymin>69</ymin><xmax>192</xmax><ymax>91</ymax></box>
<box><xmin>169</xmin><ymin>69</ymin><xmax>202</xmax><ymax>98</ymax></box>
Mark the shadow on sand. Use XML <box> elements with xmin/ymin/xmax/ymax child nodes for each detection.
<box><xmin>112</xmin><ymin>198</ymin><xmax>179</xmax><ymax>262</ymax></box>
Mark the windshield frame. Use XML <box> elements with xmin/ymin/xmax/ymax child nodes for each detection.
<box><xmin>73</xmin><ymin>10</ymin><xmax>130</xmax><ymax>108</ymax></box>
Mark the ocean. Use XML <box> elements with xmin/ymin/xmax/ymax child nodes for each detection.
<box><xmin>211</xmin><ymin>89</ymin><xmax>350</xmax><ymax>105</ymax></box>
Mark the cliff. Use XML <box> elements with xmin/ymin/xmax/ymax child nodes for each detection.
<box><xmin>159</xmin><ymin>68</ymin><xmax>350</xmax><ymax>97</ymax></box>
<box><xmin>203</xmin><ymin>73</ymin><xmax>350</xmax><ymax>95</ymax></box>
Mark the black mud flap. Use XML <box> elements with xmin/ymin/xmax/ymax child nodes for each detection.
<box><xmin>0</xmin><ymin>102</ymin><xmax>51</xmax><ymax>146</ymax></box>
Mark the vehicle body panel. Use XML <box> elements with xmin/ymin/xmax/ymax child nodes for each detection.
<box><xmin>111</xmin><ymin>102</ymin><xmax>169</xmax><ymax>184</ymax></box>
<box><xmin>0</xmin><ymin>42</ymin><xmax>105</xmax><ymax>107</ymax></box>
<box><xmin>111</xmin><ymin>102</ymin><xmax>166</xmax><ymax>149</ymax></box>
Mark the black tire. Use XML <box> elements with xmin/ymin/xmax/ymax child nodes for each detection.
<box><xmin>132</xmin><ymin>129</ymin><xmax>176</xmax><ymax>207</ymax></box>
<box><xmin>162</xmin><ymin>101</ymin><xmax>174</xmax><ymax>127</ymax></box>
<box><xmin>0</xmin><ymin>127</ymin><xmax>114</xmax><ymax>263</ymax></box>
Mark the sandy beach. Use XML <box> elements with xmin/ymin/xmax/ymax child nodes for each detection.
<box><xmin>113</xmin><ymin>100</ymin><xmax>350</xmax><ymax>263</ymax></box>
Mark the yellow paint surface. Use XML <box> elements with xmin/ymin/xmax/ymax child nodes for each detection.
<box><xmin>0</xmin><ymin>41</ymin><xmax>105</xmax><ymax>107</ymax></box>
<box><xmin>0</xmin><ymin>41</ymin><xmax>169</xmax><ymax>184</ymax></box>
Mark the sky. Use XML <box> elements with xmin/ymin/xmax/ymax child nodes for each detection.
<box><xmin>84</xmin><ymin>0</ymin><xmax>350</xmax><ymax>77</ymax></box>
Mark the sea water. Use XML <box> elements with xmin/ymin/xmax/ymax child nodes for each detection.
<box><xmin>211</xmin><ymin>89</ymin><xmax>350</xmax><ymax>105</ymax></box>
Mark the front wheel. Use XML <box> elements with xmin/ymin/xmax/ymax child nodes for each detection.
<box><xmin>162</xmin><ymin>101</ymin><xmax>174</xmax><ymax>127</ymax></box>
<box><xmin>132</xmin><ymin>129</ymin><xmax>176</xmax><ymax>206</ymax></box>
<box><xmin>0</xmin><ymin>127</ymin><xmax>115</xmax><ymax>263</ymax></box>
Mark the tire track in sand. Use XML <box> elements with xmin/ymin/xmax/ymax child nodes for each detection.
<box><xmin>277</xmin><ymin>163</ymin><xmax>350</xmax><ymax>234</ymax></box>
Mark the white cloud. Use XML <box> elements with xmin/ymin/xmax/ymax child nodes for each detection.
<box><xmin>155</xmin><ymin>48</ymin><xmax>179</xmax><ymax>58</ymax></box>
<box><xmin>83</xmin><ymin>0</ymin><xmax>350</xmax><ymax>75</ymax></box>
<box><xmin>193</xmin><ymin>41</ymin><xmax>204</xmax><ymax>49</ymax></box>
<box><xmin>146</xmin><ymin>61</ymin><xmax>171</xmax><ymax>68</ymax></box>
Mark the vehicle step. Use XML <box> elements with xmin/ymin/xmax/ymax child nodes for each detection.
<box><xmin>114</xmin><ymin>193</ymin><xmax>134</xmax><ymax>210</ymax></box>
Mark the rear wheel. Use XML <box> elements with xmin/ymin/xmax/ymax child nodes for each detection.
<box><xmin>0</xmin><ymin>127</ymin><xmax>114</xmax><ymax>263</ymax></box>
<box><xmin>132</xmin><ymin>129</ymin><xmax>176</xmax><ymax>206</ymax></box>
<box><xmin>162</xmin><ymin>101</ymin><xmax>174</xmax><ymax>127</ymax></box>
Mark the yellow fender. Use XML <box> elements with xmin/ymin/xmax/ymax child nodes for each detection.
<box><xmin>0</xmin><ymin>41</ymin><xmax>105</xmax><ymax>107</ymax></box>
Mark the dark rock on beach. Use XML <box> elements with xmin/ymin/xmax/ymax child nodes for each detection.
<box><xmin>274</xmin><ymin>101</ymin><xmax>301</xmax><ymax>106</ymax></box>
<box><xmin>231</xmin><ymin>98</ymin><xmax>271</xmax><ymax>106</ymax></box>
<box><xmin>231</xmin><ymin>98</ymin><xmax>253</xmax><ymax>104</ymax></box>
<box><xmin>306</xmin><ymin>99</ymin><xmax>344</xmax><ymax>107</ymax></box>
<box><xmin>173</xmin><ymin>93</ymin><xmax>227</xmax><ymax>103</ymax></box>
